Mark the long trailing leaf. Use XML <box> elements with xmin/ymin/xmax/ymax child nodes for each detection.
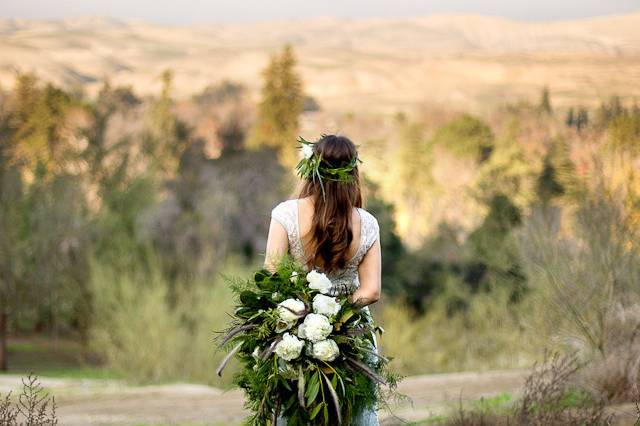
<box><xmin>260</xmin><ymin>336</ymin><xmax>282</xmax><ymax>361</ymax></box>
<box><xmin>321</xmin><ymin>370</ymin><xmax>342</xmax><ymax>425</ymax></box>
<box><xmin>216</xmin><ymin>342</ymin><xmax>242</xmax><ymax>377</ymax></box>
<box><xmin>297</xmin><ymin>365</ymin><xmax>306</xmax><ymax>409</ymax></box>
<box><xmin>218</xmin><ymin>324</ymin><xmax>255</xmax><ymax>348</ymax></box>
<box><xmin>345</xmin><ymin>356</ymin><xmax>387</xmax><ymax>385</ymax></box>
<box><xmin>320</xmin><ymin>361</ymin><xmax>346</xmax><ymax>396</ymax></box>
<box><xmin>358</xmin><ymin>347</ymin><xmax>390</xmax><ymax>363</ymax></box>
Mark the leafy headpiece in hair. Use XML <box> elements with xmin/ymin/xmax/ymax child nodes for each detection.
<box><xmin>295</xmin><ymin>136</ymin><xmax>361</xmax><ymax>197</ymax></box>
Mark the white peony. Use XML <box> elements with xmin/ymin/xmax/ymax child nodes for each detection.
<box><xmin>275</xmin><ymin>333</ymin><xmax>305</xmax><ymax>361</ymax></box>
<box><xmin>299</xmin><ymin>313</ymin><xmax>332</xmax><ymax>342</ymax></box>
<box><xmin>312</xmin><ymin>339</ymin><xmax>340</xmax><ymax>362</ymax></box>
<box><xmin>312</xmin><ymin>294</ymin><xmax>341</xmax><ymax>318</ymax></box>
<box><xmin>300</xmin><ymin>143</ymin><xmax>314</xmax><ymax>159</ymax></box>
<box><xmin>306</xmin><ymin>270</ymin><xmax>332</xmax><ymax>294</ymax></box>
<box><xmin>277</xmin><ymin>298</ymin><xmax>305</xmax><ymax>323</ymax></box>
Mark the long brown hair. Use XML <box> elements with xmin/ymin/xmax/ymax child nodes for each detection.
<box><xmin>297</xmin><ymin>135</ymin><xmax>363</xmax><ymax>273</ymax></box>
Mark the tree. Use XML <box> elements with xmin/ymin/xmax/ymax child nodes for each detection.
<box><xmin>431</xmin><ymin>114</ymin><xmax>494</xmax><ymax>163</ymax></box>
<box><xmin>465</xmin><ymin>193</ymin><xmax>525</xmax><ymax>301</ymax></box>
<box><xmin>145</xmin><ymin>70</ymin><xmax>190</xmax><ymax>175</ymax></box>
<box><xmin>575</xmin><ymin>107</ymin><xmax>589</xmax><ymax>131</ymax></box>
<box><xmin>0</xmin><ymin>150</ymin><xmax>24</xmax><ymax>370</ymax></box>
<box><xmin>565</xmin><ymin>107</ymin><xmax>575</xmax><ymax>127</ymax></box>
<box><xmin>538</xmin><ymin>86</ymin><xmax>553</xmax><ymax>114</ymax></box>
<box><xmin>535</xmin><ymin>139</ymin><xmax>579</xmax><ymax>206</ymax></box>
<box><xmin>536</xmin><ymin>155</ymin><xmax>564</xmax><ymax>206</ymax></box>
<box><xmin>248</xmin><ymin>45</ymin><xmax>304</xmax><ymax>167</ymax></box>
<box><xmin>8</xmin><ymin>74</ymin><xmax>71</xmax><ymax>178</ymax></box>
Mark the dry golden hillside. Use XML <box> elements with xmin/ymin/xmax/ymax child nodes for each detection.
<box><xmin>1</xmin><ymin>13</ymin><xmax>639</xmax><ymax>113</ymax></box>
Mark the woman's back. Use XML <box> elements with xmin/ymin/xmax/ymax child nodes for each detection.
<box><xmin>270</xmin><ymin>197</ymin><xmax>380</xmax><ymax>297</ymax></box>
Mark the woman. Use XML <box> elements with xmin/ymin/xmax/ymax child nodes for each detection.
<box><xmin>264</xmin><ymin>134</ymin><xmax>382</xmax><ymax>425</ymax></box>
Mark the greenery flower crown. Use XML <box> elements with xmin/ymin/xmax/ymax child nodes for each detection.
<box><xmin>295</xmin><ymin>136</ymin><xmax>362</xmax><ymax>190</ymax></box>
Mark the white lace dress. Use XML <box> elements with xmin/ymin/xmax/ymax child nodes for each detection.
<box><xmin>271</xmin><ymin>198</ymin><xmax>381</xmax><ymax>426</ymax></box>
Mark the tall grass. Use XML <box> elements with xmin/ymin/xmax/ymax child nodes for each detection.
<box><xmin>518</xmin><ymin>190</ymin><xmax>640</xmax><ymax>402</ymax></box>
<box><xmin>88</xmin><ymin>256</ymin><xmax>248</xmax><ymax>386</ymax></box>
<box><xmin>377</xmin><ymin>281</ymin><xmax>543</xmax><ymax>375</ymax></box>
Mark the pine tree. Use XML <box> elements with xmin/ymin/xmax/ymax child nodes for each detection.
<box><xmin>248</xmin><ymin>45</ymin><xmax>304</xmax><ymax>167</ymax></box>
<box><xmin>576</xmin><ymin>108</ymin><xmax>589</xmax><ymax>131</ymax></box>
<box><xmin>566</xmin><ymin>107</ymin><xmax>575</xmax><ymax>127</ymax></box>
<box><xmin>538</xmin><ymin>86</ymin><xmax>552</xmax><ymax>114</ymax></box>
<box><xmin>146</xmin><ymin>69</ymin><xmax>189</xmax><ymax>174</ymax></box>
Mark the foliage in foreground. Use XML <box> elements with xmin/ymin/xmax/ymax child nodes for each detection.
<box><xmin>217</xmin><ymin>257</ymin><xmax>403</xmax><ymax>425</ymax></box>
<box><xmin>444</xmin><ymin>352</ymin><xmax>613</xmax><ymax>426</ymax></box>
<box><xmin>0</xmin><ymin>374</ymin><xmax>57</xmax><ymax>426</ymax></box>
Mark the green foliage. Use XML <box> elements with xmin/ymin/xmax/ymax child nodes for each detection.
<box><xmin>595</xmin><ymin>95</ymin><xmax>627</xmax><ymax>129</ymax></box>
<box><xmin>144</xmin><ymin>69</ymin><xmax>191</xmax><ymax>175</ymax></box>
<box><xmin>248</xmin><ymin>45</ymin><xmax>304</xmax><ymax>167</ymax></box>
<box><xmin>88</xmin><ymin>256</ymin><xmax>242</xmax><ymax>385</ymax></box>
<box><xmin>219</xmin><ymin>257</ymin><xmax>401</xmax><ymax>425</ymax></box>
<box><xmin>565</xmin><ymin>106</ymin><xmax>589</xmax><ymax>131</ymax></box>
<box><xmin>465</xmin><ymin>193</ymin><xmax>525</xmax><ymax>300</ymax></box>
<box><xmin>193</xmin><ymin>80</ymin><xmax>245</xmax><ymax>105</ymax></box>
<box><xmin>378</xmin><ymin>284</ymin><xmax>541</xmax><ymax>374</ymax></box>
<box><xmin>538</xmin><ymin>86</ymin><xmax>553</xmax><ymax>114</ymax></box>
<box><xmin>20</xmin><ymin>174</ymin><xmax>91</xmax><ymax>336</ymax></box>
<box><xmin>364</xmin><ymin>180</ymin><xmax>406</xmax><ymax>297</ymax></box>
<box><xmin>431</xmin><ymin>114</ymin><xmax>494</xmax><ymax>163</ymax></box>
<box><xmin>607</xmin><ymin>113</ymin><xmax>640</xmax><ymax>156</ymax></box>
<box><xmin>295</xmin><ymin>136</ymin><xmax>361</xmax><ymax>186</ymax></box>
<box><xmin>473</xmin><ymin>119</ymin><xmax>536</xmax><ymax>208</ymax></box>
<box><xmin>535</xmin><ymin>139</ymin><xmax>580</xmax><ymax>206</ymax></box>
<box><xmin>8</xmin><ymin>73</ymin><xmax>72</xmax><ymax>176</ymax></box>
<box><xmin>518</xmin><ymin>187</ymin><xmax>640</xmax><ymax>356</ymax></box>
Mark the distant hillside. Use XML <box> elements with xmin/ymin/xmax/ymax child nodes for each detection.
<box><xmin>1</xmin><ymin>13</ymin><xmax>639</xmax><ymax>113</ymax></box>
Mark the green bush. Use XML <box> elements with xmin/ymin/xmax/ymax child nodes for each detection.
<box><xmin>88</xmin><ymin>256</ymin><xmax>247</xmax><ymax>386</ymax></box>
<box><xmin>377</xmin><ymin>282</ymin><xmax>542</xmax><ymax>375</ymax></box>
<box><xmin>431</xmin><ymin>114</ymin><xmax>494</xmax><ymax>163</ymax></box>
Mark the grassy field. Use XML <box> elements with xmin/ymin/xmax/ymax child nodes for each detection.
<box><xmin>2</xmin><ymin>336</ymin><xmax>118</xmax><ymax>380</ymax></box>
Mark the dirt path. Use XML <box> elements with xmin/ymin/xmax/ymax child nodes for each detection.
<box><xmin>1</xmin><ymin>369</ymin><xmax>536</xmax><ymax>425</ymax></box>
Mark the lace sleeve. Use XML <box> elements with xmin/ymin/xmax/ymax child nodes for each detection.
<box><xmin>361</xmin><ymin>210</ymin><xmax>380</xmax><ymax>254</ymax></box>
<box><xmin>271</xmin><ymin>200</ymin><xmax>295</xmax><ymax>235</ymax></box>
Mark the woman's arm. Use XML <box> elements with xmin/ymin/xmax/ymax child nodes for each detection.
<box><xmin>264</xmin><ymin>218</ymin><xmax>289</xmax><ymax>272</ymax></box>
<box><xmin>351</xmin><ymin>239</ymin><xmax>382</xmax><ymax>307</ymax></box>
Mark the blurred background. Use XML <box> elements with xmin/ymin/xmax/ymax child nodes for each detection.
<box><xmin>1</xmin><ymin>0</ymin><xmax>640</xmax><ymax>424</ymax></box>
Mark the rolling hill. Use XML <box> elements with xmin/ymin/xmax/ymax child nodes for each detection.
<box><xmin>1</xmin><ymin>13</ymin><xmax>639</xmax><ymax>113</ymax></box>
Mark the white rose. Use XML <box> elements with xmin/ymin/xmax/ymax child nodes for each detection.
<box><xmin>275</xmin><ymin>332</ymin><xmax>304</xmax><ymax>361</ymax></box>
<box><xmin>306</xmin><ymin>270</ymin><xmax>332</xmax><ymax>294</ymax></box>
<box><xmin>290</xmin><ymin>271</ymin><xmax>299</xmax><ymax>283</ymax></box>
<box><xmin>312</xmin><ymin>294</ymin><xmax>341</xmax><ymax>318</ymax></box>
<box><xmin>300</xmin><ymin>313</ymin><xmax>332</xmax><ymax>342</ymax></box>
<box><xmin>300</xmin><ymin>143</ymin><xmax>314</xmax><ymax>159</ymax></box>
<box><xmin>277</xmin><ymin>298</ymin><xmax>306</xmax><ymax>323</ymax></box>
<box><xmin>312</xmin><ymin>339</ymin><xmax>340</xmax><ymax>362</ymax></box>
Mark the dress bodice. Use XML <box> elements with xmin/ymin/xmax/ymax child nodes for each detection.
<box><xmin>271</xmin><ymin>198</ymin><xmax>380</xmax><ymax>296</ymax></box>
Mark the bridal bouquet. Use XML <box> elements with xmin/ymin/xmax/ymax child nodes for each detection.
<box><xmin>216</xmin><ymin>258</ymin><xmax>399</xmax><ymax>425</ymax></box>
